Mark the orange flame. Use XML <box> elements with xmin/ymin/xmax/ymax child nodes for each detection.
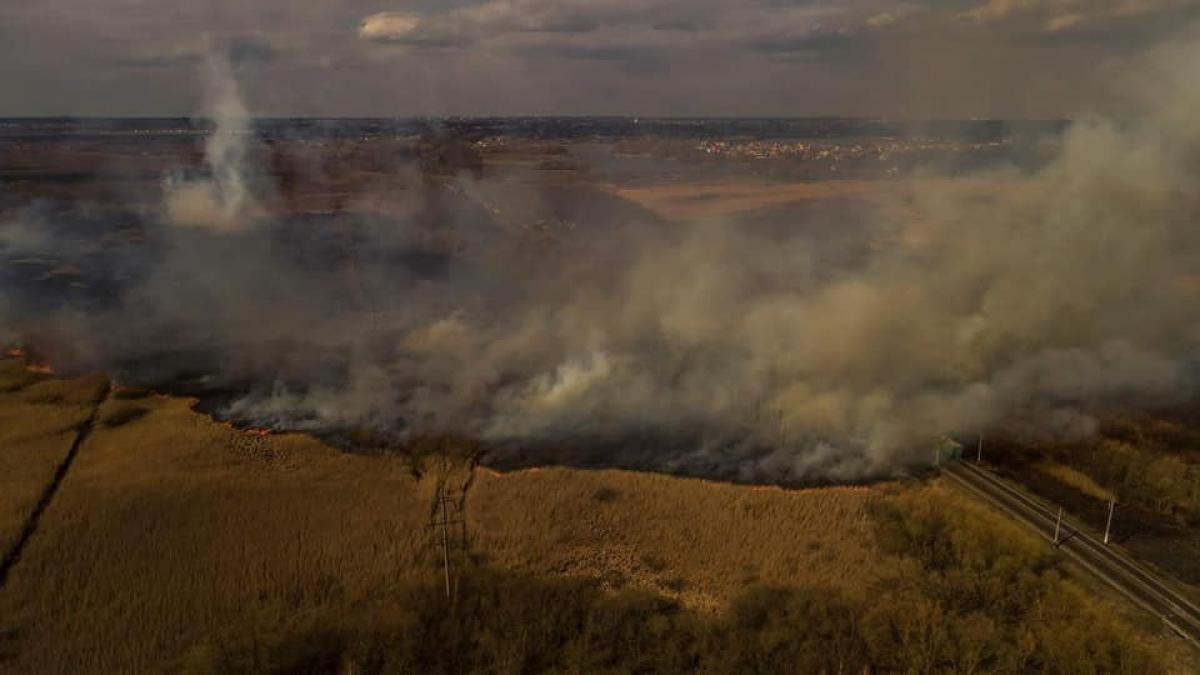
<box><xmin>26</xmin><ymin>363</ymin><xmax>53</xmax><ymax>375</ymax></box>
<box><xmin>3</xmin><ymin>347</ymin><xmax>25</xmax><ymax>358</ymax></box>
<box><xmin>245</xmin><ymin>428</ymin><xmax>272</xmax><ymax>437</ymax></box>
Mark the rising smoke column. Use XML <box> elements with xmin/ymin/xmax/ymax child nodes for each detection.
<box><xmin>162</xmin><ymin>46</ymin><xmax>259</xmax><ymax>231</ymax></box>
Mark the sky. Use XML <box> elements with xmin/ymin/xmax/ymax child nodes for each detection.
<box><xmin>0</xmin><ymin>0</ymin><xmax>1197</xmax><ymax>118</ymax></box>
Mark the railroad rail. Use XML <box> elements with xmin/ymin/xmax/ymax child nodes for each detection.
<box><xmin>942</xmin><ymin>459</ymin><xmax>1200</xmax><ymax>649</ymax></box>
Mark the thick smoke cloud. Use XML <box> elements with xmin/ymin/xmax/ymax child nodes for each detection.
<box><xmin>3</xmin><ymin>40</ymin><xmax>1200</xmax><ymax>483</ymax></box>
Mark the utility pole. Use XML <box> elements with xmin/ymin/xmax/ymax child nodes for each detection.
<box><xmin>439</xmin><ymin>488</ymin><xmax>451</xmax><ymax>600</ymax></box>
<box><xmin>1053</xmin><ymin>506</ymin><xmax>1063</xmax><ymax>545</ymax></box>
<box><xmin>1104</xmin><ymin>499</ymin><xmax>1116</xmax><ymax>545</ymax></box>
<box><xmin>976</xmin><ymin>432</ymin><xmax>983</xmax><ymax>463</ymax></box>
<box><xmin>430</xmin><ymin>484</ymin><xmax>463</xmax><ymax>602</ymax></box>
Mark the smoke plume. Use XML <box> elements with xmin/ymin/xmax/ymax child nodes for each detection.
<box><xmin>162</xmin><ymin>46</ymin><xmax>260</xmax><ymax>231</ymax></box>
<box><xmin>3</xmin><ymin>40</ymin><xmax>1200</xmax><ymax>483</ymax></box>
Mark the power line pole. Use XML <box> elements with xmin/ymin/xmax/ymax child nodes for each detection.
<box><xmin>431</xmin><ymin>485</ymin><xmax>463</xmax><ymax>602</ymax></box>
<box><xmin>1053</xmin><ymin>506</ymin><xmax>1064</xmax><ymax>545</ymax></box>
<box><xmin>976</xmin><ymin>432</ymin><xmax>983</xmax><ymax>463</ymax></box>
<box><xmin>1104</xmin><ymin>499</ymin><xmax>1116</xmax><ymax>545</ymax></box>
<box><xmin>439</xmin><ymin>488</ymin><xmax>451</xmax><ymax>599</ymax></box>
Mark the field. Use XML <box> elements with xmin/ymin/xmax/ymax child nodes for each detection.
<box><xmin>0</xmin><ymin>362</ymin><xmax>886</xmax><ymax>671</ymax></box>
<box><xmin>0</xmin><ymin>362</ymin><xmax>105</xmax><ymax>565</ymax></box>
<box><xmin>0</xmin><ymin>359</ymin><xmax>1196</xmax><ymax>672</ymax></box>
<box><xmin>468</xmin><ymin>468</ymin><xmax>881</xmax><ymax>612</ymax></box>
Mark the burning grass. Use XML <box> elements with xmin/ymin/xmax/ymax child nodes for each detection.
<box><xmin>0</xmin><ymin>372</ymin><xmax>1194</xmax><ymax>672</ymax></box>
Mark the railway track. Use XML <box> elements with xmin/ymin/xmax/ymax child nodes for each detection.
<box><xmin>942</xmin><ymin>459</ymin><xmax>1200</xmax><ymax>649</ymax></box>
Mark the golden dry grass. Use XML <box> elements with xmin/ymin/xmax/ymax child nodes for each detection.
<box><xmin>0</xmin><ymin>375</ymin><xmax>893</xmax><ymax>671</ymax></box>
<box><xmin>466</xmin><ymin>466</ymin><xmax>888</xmax><ymax>611</ymax></box>
<box><xmin>0</xmin><ymin>362</ymin><xmax>103</xmax><ymax>557</ymax></box>
<box><xmin>0</xmin><ymin>368</ymin><xmax>1195</xmax><ymax>672</ymax></box>
<box><xmin>0</xmin><ymin>391</ymin><xmax>438</xmax><ymax>672</ymax></box>
<box><xmin>1037</xmin><ymin>460</ymin><xmax>1117</xmax><ymax>502</ymax></box>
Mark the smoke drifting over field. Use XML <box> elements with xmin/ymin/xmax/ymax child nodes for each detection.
<box><xmin>3</xmin><ymin>43</ymin><xmax>1200</xmax><ymax>483</ymax></box>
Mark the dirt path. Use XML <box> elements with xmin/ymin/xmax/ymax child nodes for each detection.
<box><xmin>0</xmin><ymin>384</ymin><xmax>110</xmax><ymax>587</ymax></box>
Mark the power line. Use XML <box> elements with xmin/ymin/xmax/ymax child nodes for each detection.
<box><xmin>430</xmin><ymin>484</ymin><xmax>465</xmax><ymax>601</ymax></box>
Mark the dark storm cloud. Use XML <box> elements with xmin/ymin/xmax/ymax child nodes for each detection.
<box><xmin>0</xmin><ymin>0</ymin><xmax>1198</xmax><ymax>116</ymax></box>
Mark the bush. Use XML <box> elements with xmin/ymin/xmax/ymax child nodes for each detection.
<box><xmin>867</xmin><ymin>486</ymin><xmax>1159</xmax><ymax>673</ymax></box>
<box><xmin>182</xmin><ymin>571</ymin><xmax>869</xmax><ymax>675</ymax></box>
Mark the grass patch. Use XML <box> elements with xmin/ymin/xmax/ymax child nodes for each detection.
<box><xmin>19</xmin><ymin>374</ymin><xmax>108</xmax><ymax>406</ymax></box>
<box><xmin>0</xmin><ymin>361</ymin><xmax>44</xmax><ymax>393</ymax></box>
<box><xmin>591</xmin><ymin>487</ymin><xmax>620</xmax><ymax>502</ymax></box>
<box><xmin>1037</xmin><ymin>460</ymin><xmax>1116</xmax><ymax>502</ymax></box>
<box><xmin>100</xmin><ymin>402</ymin><xmax>150</xmax><ymax>428</ymax></box>
<box><xmin>0</xmin><ymin>372</ymin><xmax>102</xmax><ymax>557</ymax></box>
<box><xmin>1032</xmin><ymin>437</ymin><xmax>1200</xmax><ymax>524</ymax></box>
<box><xmin>111</xmin><ymin>386</ymin><xmax>153</xmax><ymax>400</ymax></box>
<box><xmin>466</xmin><ymin>467</ymin><xmax>882</xmax><ymax>611</ymax></box>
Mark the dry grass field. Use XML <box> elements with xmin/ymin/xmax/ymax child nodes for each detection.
<box><xmin>0</xmin><ymin>365</ymin><xmax>887</xmax><ymax>671</ymax></box>
<box><xmin>0</xmin><ymin>361</ymin><xmax>1195</xmax><ymax>672</ymax></box>
<box><xmin>0</xmin><ymin>362</ymin><xmax>106</xmax><ymax>560</ymax></box>
<box><xmin>467</xmin><ymin>467</ymin><xmax>884</xmax><ymax>612</ymax></box>
<box><xmin>0</xmin><ymin>379</ymin><xmax>438</xmax><ymax>672</ymax></box>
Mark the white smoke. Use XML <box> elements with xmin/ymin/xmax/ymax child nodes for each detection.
<box><xmin>374</xmin><ymin>40</ymin><xmax>1200</xmax><ymax>479</ymax></box>
<box><xmin>4</xmin><ymin>37</ymin><xmax>1200</xmax><ymax>484</ymax></box>
<box><xmin>162</xmin><ymin>46</ymin><xmax>259</xmax><ymax>231</ymax></box>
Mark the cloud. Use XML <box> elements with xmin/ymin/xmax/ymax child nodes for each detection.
<box><xmin>359</xmin><ymin>10</ymin><xmax>479</xmax><ymax>47</ymax></box>
<box><xmin>866</xmin><ymin>12</ymin><xmax>900</xmax><ymax>29</ymax></box>
<box><xmin>360</xmin><ymin>12</ymin><xmax>422</xmax><ymax>42</ymax></box>
<box><xmin>958</xmin><ymin>0</ymin><xmax>1052</xmax><ymax>25</ymax></box>
<box><xmin>1044</xmin><ymin>13</ymin><xmax>1084</xmax><ymax>32</ymax></box>
<box><xmin>1</xmin><ymin>0</ymin><xmax>1197</xmax><ymax>116</ymax></box>
<box><xmin>958</xmin><ymin>0</ymin><xmax>1197</xmax><ymax>33</ymax></box>
<box><xmin>751</xmin><ymin>25</ymin><xmax>863</xmax><ymax>61</ymax></box>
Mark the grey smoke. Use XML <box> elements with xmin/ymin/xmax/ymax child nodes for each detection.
<box><xmin>3</xmin><ymin>39</ymin><xmax>1200</xmax><ymax>483</ymax></box>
